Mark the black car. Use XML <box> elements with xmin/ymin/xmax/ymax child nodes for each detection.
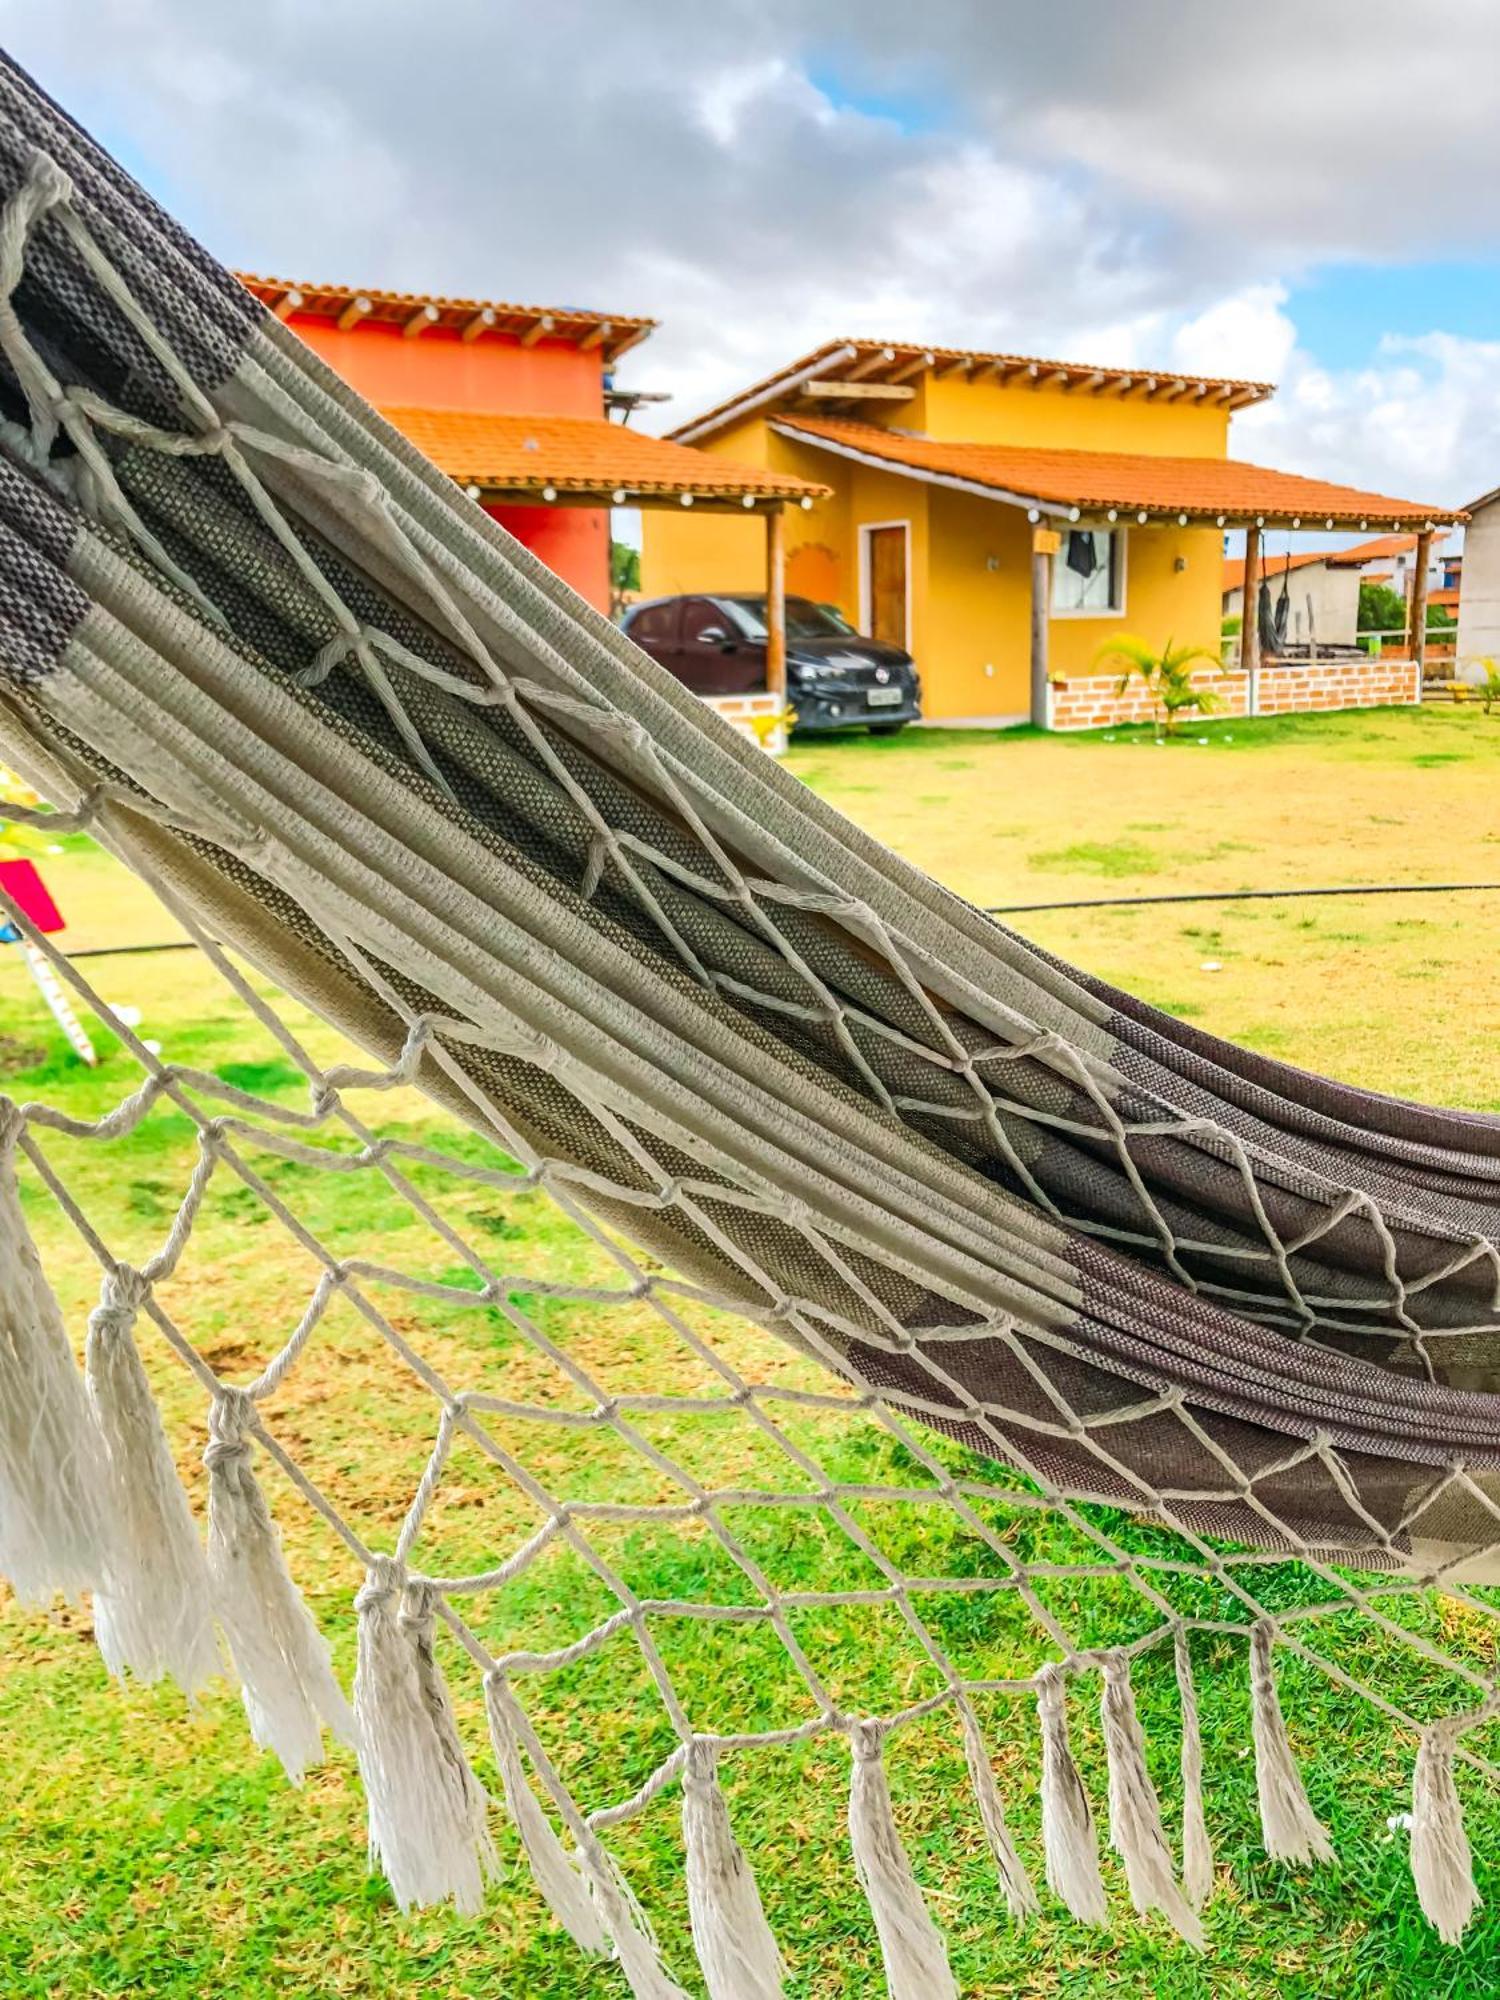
<box><xmin>620</xmin><ymin>593</ymin><xmax>922</xmax><ymax>735</ymax></box>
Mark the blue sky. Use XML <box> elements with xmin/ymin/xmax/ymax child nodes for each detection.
<box><xmin>2</xmin><ymin>0</ymin><xmax>1498</xmax><ymax>518</ymax></box>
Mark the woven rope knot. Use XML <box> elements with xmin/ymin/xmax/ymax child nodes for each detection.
<box><xmin>0</xmin><ymin>1095</ymin><xmax>23</xmax><ymax>1153</ymax></box>
<box><xmin>850</xmin><ymin>1718</ymin><xmax>886</xmax><ymax>1763</ymax></box>
<box><xmin>355</xmin><ymin>1554</ymin><xmax>405</xmax><ymax>1613</ymax></box>
<box><xmin>25</xmin><ymin>150</ymin><xmax>73</xmax><ymax>213</ymax></box>
<box><xmin>89</xmin><ymin>1264</ymin><xmax>148</xmax><ymax>1339</ymax></box>
<box><xmin>203</xmin><ymin>1385</ymin><xmax>257</xmax><ymax>1472</ymax></box>
<box><xmin>399</xmin><ymin>1578</ymin><xmax>438</xmax><ymax>1634</ymax></box>
<box><xmin>683</xmin><ymin>1736</ymin><xmax>718</xmax><ymax>1787</ymax></box>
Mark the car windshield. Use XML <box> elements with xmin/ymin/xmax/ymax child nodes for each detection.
<box><xmin>725</xmin><ymin>596</ymin><xmax>858</xmax><ymax>641</ymax></box>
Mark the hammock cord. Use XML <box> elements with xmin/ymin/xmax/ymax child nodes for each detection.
<box><xmin>0</xmin><ymin>78</ymin><xmax>1495</xmax><ymax>1988</ymax></box>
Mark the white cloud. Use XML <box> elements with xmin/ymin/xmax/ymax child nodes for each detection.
<box><xmin>0</xmin><ymin>0</ymin><xmax>1496</xmax><ymax>506</ymax></box>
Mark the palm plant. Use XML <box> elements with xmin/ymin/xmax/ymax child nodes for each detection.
<box><xmin>1470</xmin><ymin>657</ymin><xmax>1500</xmax><ymax>713</ymax></box>
<box><xmin>1096</xmin><ymin>634</ymin><xmax>1224</xmax><ymax>738</ymax></box>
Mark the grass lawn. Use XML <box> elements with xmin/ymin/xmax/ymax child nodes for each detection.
<box><xmin>3</xmin><ymin>700</ymin><xmax>1500</xmax><ymax>1999</ymax></box>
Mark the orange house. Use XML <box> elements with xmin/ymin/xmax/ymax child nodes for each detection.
<box><xmin>237</xmin><ymin>277</ymin><xmax>821</xmax><ymax>617</ymax></box>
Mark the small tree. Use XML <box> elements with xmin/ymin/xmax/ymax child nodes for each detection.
<box><xmin>1470</xmin><ymin>657</ymin><xmax>1500</xmax><ymax>712</ymax></box>
<box><xmin>1357</xmin><ymin>580</ymin><xmax>1407</xmax><ymax>643</ymax></box>
<box><xmin>608</xmin><ymin>540</ymin><xmax>641</xmax><ymax>618</ymax></box>
<box><xmin>1095</xmin><ymin>635</ymin><xmax>1223</xmax><ymax>738</ymax></box>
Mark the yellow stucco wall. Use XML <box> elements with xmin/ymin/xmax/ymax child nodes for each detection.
<box><xmin>638</xmin><ymin>382</ymin><xmax>1231</xmax><ymax>721</ymax></box>
<box><xmin>914</xmin><ymin>371</ymin><xmax>1230</xmax><ymax>455</ymax></box>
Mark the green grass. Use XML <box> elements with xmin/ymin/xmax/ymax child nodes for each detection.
<box><xmin>6</xmin><ymin>701</ymin><xmax>1500</xmax><ymax>1996</ymax></box>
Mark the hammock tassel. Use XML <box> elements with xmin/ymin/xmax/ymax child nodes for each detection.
<box><xmin>1411</xmin><ymin>1722</ymin><xmax>1481</xmax><ymax>1944</ymax></box>
<box><xmin>1100</xmin><ymin>1651</ymin><xmax>1204</xmax><ymax>1948</ymax></box>
<box><xmin>682</xmin><ymin>1737</ymin><xmax>785</xmax><ymax>2000</ymax></box>
<box><xmin>1036</xmin><ymin>1665</ymin><xmax>1108</xmax><ymax>1925</ymax></box>
<box><xmin>85</xmin><ymin>1268</ymin><xmax>222</xmax><ymax>1695</ymax></box>
<box><xmin>847</xmin><ymin>1720</ymin><xmax>957</xmax><ymax>2000</ymax></box>
<box><xmin>1174</xmin><ymin>1629</ymin><xmax>1214</xmax><ymax>1909</ymax></box>
<box><xmin>482</xmin><ymin>1672</ymin><xmax>608</xmax><ymax>1955</ymax></box>
<box><xmin>353</xmin><ymin>1562</ymin><xmax>496</xmax><ymax>1912</ymax></box>
<box><xmin>0</xmin><ymin>1097</ymin><xmax>112</xmax><ymax>1603</ymax></box>
<box><xmin>205</xmin><ymin>1387</ymin><xmax>355</xmax><ymax>1781</ymax></box>
<box><xmin>1249</xmin><ymin>1622</ymin><xmax>1333</xmax><ymax>1866</ymax></box>
<box><xmin>960</xmin><ymin>1704</ymin><xmax>1037</xmax><ymax>1920</ymax></box>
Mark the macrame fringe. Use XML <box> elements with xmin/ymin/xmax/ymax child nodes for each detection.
<box><xmin>85</xmin><ymin>1270</ymin><xmax>222</xmax><ymax>1695</ymax></box>
<box><xmin>1036</xmin><ymin>1666</ymin><xmax>1108</xmax><ymax>1925</ymax></box>
<box><xmin>353</xmin><ymin>1562</ymin><xmax>496</xmax><ymax>1912</ymax></box>
<box><xmin>1174</xmin><ymin>1628</ymin><xmax>1213</xmax><ymax>1910</ymax></box>
<box><xmin>847</xmin><ymin>1720</ymin><xmax>958</xmax><ymax>2000</ymax></box>
<box><xmin>1100</xmin><ymin>1652</ymin><xmax>1203</xmax><ymax>1948</ymax></box>
<box><xmin>1411</xmin><ymin>1722</ymin><xmax>1481</xmax><ymax>1945</ymax></box>
<box><xmin>579</xmin><ymin>1846</ymin><xmax>693</xmax><ymax>2000</ymax></box>
<box><xmin>0</xmin><ymin>1099</ymin><xmax>112</xmax><ymax>1603</ymax></box>
<box><xmin>1249</xmin><ymin>1622</ymin><xmax>1333</xmax><ymax>1866</ymax></box>
<box><xmin>682</xmin><ymin>1737</ymin><xmax>785</xmax><ymax>2000</ymax></box>
<box><xmin>482</xmin><ymin>1672</ymin><xmax>608</xmax><ymax>1955</ymax></box>
<box><xmin>959</xmin><ymin>1704</ymin><xmax>1037</xmax><ymax>1921</ymax></box>
<box><xmin>205</xmin><ymin>1387</ymin><xmax>354</xmax><ymax>1781</ymax></box>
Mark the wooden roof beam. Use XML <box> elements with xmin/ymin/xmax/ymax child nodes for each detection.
<box><xmin>888</xmin><ymin>350</ymin><xmax>936</xmax><ymax>383</ymax></box>
<box><xmin>403</xmin><ymin>303</ymin><xmax>440</xmax><ymax>340</ymax></box>
<box><xmin>272</xmin><ymin>287</ymin><xmax>303</xmax><ymax>321</ymax></box>
<box><xmin>843</xmin><ymin>346</ymin><xmax>898</xmax><ymax>381</ymax></box>
<box><xmin>460</xmin><ymin>307</ymin><xmax>496</xmax><ymax>343</ymax></box>
<box><xmin>579</xmin><ymin>320</ymin><xmax>613</xmax><ymax>351</ymax></box>
<box><xmin>1063</xmin><ymin>370</ymin><xmax>1107</xmax><ymax>394</ymax></box>
<box><xmin>799</xmin><ymin>380</ymin><xmax>917</xmax><ymax>402</ymax></box>
<box><xmin>520</xmin><ymin>313</ymin><xmax>557</xmax><ymax>348</ymax></box>
<box><xmin>335</xmin><ymin>294</ymin><xmax>372</xmax><ymax>332</ymax></box>
<box><xmin>935</xmin><ymin>357</ymin><xmax>972</xmax><ymax>381</ymax></box>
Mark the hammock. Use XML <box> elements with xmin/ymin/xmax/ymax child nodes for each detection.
<box><xmin>0</xmin><ymin>53</ymin><xmax>1496</xmax><ymax>1991</ymax></box>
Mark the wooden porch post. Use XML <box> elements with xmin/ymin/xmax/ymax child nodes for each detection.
<box><xmin>765</xmin><ymin>502</ymin><xmax>787</xmax><ymax>702</ymax></box>
<box><xmin>1030</xmin><ymin>533</ymin><xmax>1051</xmax><ymax>727</ymax></box>
<box><xmin>1408</xmin><ymin>526</ymin><xmax>1432</xmax><ymax>679</ymax></box>
<box><xmin>1240</xmin><ymin>522</ymin><xmax>1262</xmax><ymax>677</ymax></box>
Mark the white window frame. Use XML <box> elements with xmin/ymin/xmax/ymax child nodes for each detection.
<box><xmin>1051</xmin><ymin>526</ymin><xmax>1129</xmax><ymax>620</ymax></box>
<box><xmin>857</xmin><ymin>518</ymin><xmax>913</xmax><ymax>651</ymax></box>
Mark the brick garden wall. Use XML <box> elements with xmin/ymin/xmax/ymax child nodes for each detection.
<box><xmin>1047</xmin><ymin>655</ymin><xmax>1421</xmax><ymax>731</ymax></box>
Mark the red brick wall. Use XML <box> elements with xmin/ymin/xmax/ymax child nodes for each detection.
<box><xmin>1048</xmin><ymin>656</ymin><xmax>1420</xmax><ymax>730</ymax></box>
<box><xmin>1049</xmin><ymin>667</ymin><xmax>1248</xmax><ymax>731</ymax></box>
<box><xmin>1252</xmin><ymin>657</ymin><xmax>1422</xmax><ymax>715</ymax></box>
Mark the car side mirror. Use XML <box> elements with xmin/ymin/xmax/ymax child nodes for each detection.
<box><xmin>695</xmin><ymin>625</ymin><xmax>731</xmax><ymax>646</ymax></box>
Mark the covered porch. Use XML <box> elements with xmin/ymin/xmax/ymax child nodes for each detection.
<box><xmin>378</xmin><ymin>406</ymin><xmax>827</xmax><ymax>710</ymax></box>
<box><xmin>773</xmin><ymin>416</ymin><xmax>1465</xmax><ymax>727</ymax></box>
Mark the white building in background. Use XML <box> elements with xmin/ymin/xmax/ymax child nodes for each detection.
<box><xmin>1456</xmin><ymin>488</ymin><xmax>1500</xmax><ymax>678</ymax></box>
<box><xmin>1221</xmin><ymin>548</ymin><xmax>1364</xmax><ymax>647</ymax></box>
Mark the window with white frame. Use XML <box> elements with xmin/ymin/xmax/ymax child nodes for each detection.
<box><xmin>1052</xmin><ymin>527</ymin><xmax>1123</xmax><ymax>614</ymax></box>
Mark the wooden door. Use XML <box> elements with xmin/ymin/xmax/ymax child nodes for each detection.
<box><xmin>866</xmin><ymin>526</ymin><xmax>907</xmax><ymax>647</ymax></box>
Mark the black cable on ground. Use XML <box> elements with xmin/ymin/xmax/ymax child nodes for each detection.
<box><xmin>988</xmin><ymin>881</ymin><xmax>1500</xmax><ymax>916</ymax></box>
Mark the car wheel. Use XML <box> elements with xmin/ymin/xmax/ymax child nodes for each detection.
<box><xmin>867</xmin><ymin>721</ymin><xmax>906</xmax><ymax>736</ymax></box>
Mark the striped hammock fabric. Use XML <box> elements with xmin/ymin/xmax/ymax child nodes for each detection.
<box><xmin>0</xmin><ymin>52</ymin><xmax>1497</xmax><ymax>1993</ymax></box>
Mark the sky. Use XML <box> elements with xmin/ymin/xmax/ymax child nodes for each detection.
<box><xmin>5</xmin><ymin>0</ymin><xmax>1500</xmax><ymax>542</ymax></box>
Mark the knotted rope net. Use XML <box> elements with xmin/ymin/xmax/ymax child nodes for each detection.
<box><xmin>2</xmin><ymin>53</ymin><xmax>1499</xmax><ymax>1995</ymax></box>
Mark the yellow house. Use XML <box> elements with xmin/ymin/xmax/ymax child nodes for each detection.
<box><xmin>642</xmin><ymin>341</ymin><xmax>1463</xmax><ymax>725</ymax></box>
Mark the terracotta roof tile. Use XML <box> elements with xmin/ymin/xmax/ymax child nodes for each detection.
<box><xmin>379</xmin><ymin>406</ymin><xmax>828</xmax><ymax>502</ymax></box>
<box><xmin>773</xmin><ymin>417</ymin><xmax>1463</xmax><ymax>529</ymax></box>
<box><xmin>238</xmin><ymin>273</ymin><xmax>655</xmax><ymax>362</ymax></box>
<box><xmin>674</xmin><ymin>340</ymin><xmax>1276</xmax><ymax>441</ymax></box>
<box><xmin>1221</xmin><ymin>548</ymin><xmax>1364</xmax><ymax>592</ymax></box>
<box><xmin>1332</xmin><ymin>531</ymin><xmax>1447</xmax><ymax>565</ymax></box>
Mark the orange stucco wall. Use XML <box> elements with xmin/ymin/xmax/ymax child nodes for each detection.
<box><xmin>286</xmin><ymin>313</ymin><xmax>612</xmax><ymax>611</ymax></box>
<box><xmin>285</xmin><ymin>316</ymin><xmax>605</xmax><ymax>416</ymax></box>
<box><xmin>486</xmin><ymin>501</ymin><xmax>609</xmax><ymax>609</ymax></box>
